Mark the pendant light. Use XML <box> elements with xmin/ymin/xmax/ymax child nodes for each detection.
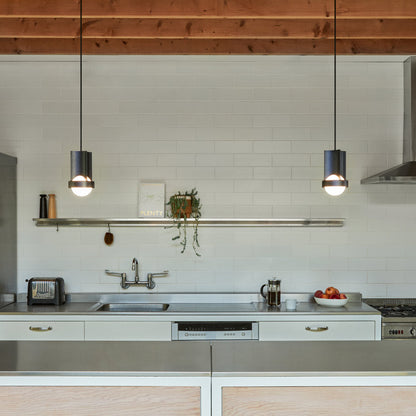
<box><xmin>68</xmin><ymin>0</ymin><xmax>95</xmax><ymax>197</ymax></box>
<box><xmin>322</xmin><ymin>0</ymin><xmax>348</xmax><ymax>196</ymax></box>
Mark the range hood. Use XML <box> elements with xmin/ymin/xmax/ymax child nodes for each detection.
<box><xmin>361</xmin><ymin>56</ymin><xmax>416</xmax><ymax>184</ymax></box>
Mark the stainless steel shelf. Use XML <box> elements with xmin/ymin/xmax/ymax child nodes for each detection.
<box><xmin>33</xmin><ymin>218</ymin><xmax>345</xmax><ymax>227</ymax></box>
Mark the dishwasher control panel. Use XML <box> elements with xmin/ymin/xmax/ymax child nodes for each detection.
<box><xmin>171</xmin><ymin>321</ymin><xmax>259</xmax><ymax>340</ymax></box>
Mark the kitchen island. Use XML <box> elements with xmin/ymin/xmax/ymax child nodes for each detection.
<box><xmin>0</xmin><ymin>341</ymin><xmax>211</xmax><ymax>416</ymax></box>
<box><xmin>0</xmin><ymin>340</ymin><xmax>416</xmax><ymax>415</ymax></box>
<box><xmin>212</xmin><ymin>340</ymin><xmax>416</xmax><ymax>416</ymax></box>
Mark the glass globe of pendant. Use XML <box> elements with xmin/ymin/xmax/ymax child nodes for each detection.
<box><xmin>70</xmin><ymin>175</ymin><xmax>93</xmax><ymax>197</ymax></box>
<box><xmin>323</xmin><ymin>174</ymin><xmax>347</xmax><ymax>196</ymax></box>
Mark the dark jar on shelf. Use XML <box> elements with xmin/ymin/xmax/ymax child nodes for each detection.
<box><xmin>39</xmin><ymin>194</ymin><xmax>48</xmax><ymax>218</ymax></box>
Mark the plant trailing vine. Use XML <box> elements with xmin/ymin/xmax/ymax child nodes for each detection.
<box><xmin>166</xmin><ymin>188</ymin><xmax>201</xmax><ymax>256</ymax></box>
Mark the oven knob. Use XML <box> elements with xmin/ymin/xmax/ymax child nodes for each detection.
<box><xmin>410</xmin><ymin>328</ymin><xmax>416</xmax><ymax>337</ymax></box>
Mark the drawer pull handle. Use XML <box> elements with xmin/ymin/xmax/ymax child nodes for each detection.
<box><xmin>29</xmin><ymin>326</ymin><xmax>53</xmax><ymax>332</ymax></box>
<box><xmin>305</xmin><ymin>326</ymin><xmax>328</xmax><ymax>332</ymax></box>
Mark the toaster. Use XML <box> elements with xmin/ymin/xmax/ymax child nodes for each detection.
<box><xmin>27</xmin><ymin>278</ymin><xmax>66</xmax><ymax>305</ymax></box>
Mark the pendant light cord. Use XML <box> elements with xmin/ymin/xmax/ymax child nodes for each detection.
<box><xmin>333</xmin><ymin>0</ymin><xmax>337</xmax><ymax>151</ymax></box>
<box><xmin>79</xmin><ymin>0</ymin><xmax>83</xmax><ymax>152</ymax></box>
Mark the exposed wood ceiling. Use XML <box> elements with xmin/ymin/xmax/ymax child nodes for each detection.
<box><xmin>0</xmin><ymin>0</ymin><xmax>416</xmax><ymax>55</ymax></box>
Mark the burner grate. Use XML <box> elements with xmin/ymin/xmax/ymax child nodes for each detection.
<box><xmin>364</xmin><ymin>298</ymin><xmax>416</xmax><ymax>307</ymax></box>
<box><xmin>365</xmin><ymin>299</ymin><xmax>416</xmax><ymax>318</ymax></box>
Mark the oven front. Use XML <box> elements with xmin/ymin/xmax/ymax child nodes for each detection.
<box><xmin>383</xmin><ymin>321</ymin><xmax>416</xmax><ymax>339</ymax></box>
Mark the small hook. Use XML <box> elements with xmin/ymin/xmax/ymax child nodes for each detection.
<box><xmin>108</xmin><ymin>224</ymin><xmax>111</xmax><ymax>233</ymax></box>
<box><xmin>56</xmin><ymin>223</ymin><xmax>59</xmax><ymax>232</ymax></box>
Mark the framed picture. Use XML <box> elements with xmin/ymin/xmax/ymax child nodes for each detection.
<box><xmin>138</xmin><ymin>183</ymin><xmax>165</xmax><ymax>218</ymax></box>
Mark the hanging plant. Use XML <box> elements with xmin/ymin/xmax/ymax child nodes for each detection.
<box><xmin>167</xmin><ymin>188</ymin><xmax>201</xmax><ymax>256</ymax></box>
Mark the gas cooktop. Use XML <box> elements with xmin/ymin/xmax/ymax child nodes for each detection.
<box><xmin>372</xmin><ymin>304</ymin><xmax>416</xmax><ymax>318</ymax></box>
<box><xmin>364</xmin><ymin>298</ymin><xmax>416</xmax><ymax>339</ymax></box>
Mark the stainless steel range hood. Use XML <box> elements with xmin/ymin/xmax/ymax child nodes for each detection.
<box><xmin>361</xmin><ymin>56</ymin><xmax>416</xmax><ymax>184</ymax></box>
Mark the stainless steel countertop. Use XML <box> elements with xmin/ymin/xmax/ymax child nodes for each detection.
<box><xmin>212</xmin><ymin>340</ymin><xmax>416</xmax><ymax>377</ymax></box>
<box><xmin>0</xmin><ymin>341</ymin><xmax>210</xmax><ymax>377</ymax></box>
<box><xmin>0</xmin><ymin>292</ymin><xmax>378</xmax><ymax>315</ymax></box>
<box><xmin>0</xmin><ymin>302</ymin><xmax>100</xmax><ymax>314</ymax></box>
<box><xmin>0</xmin><ymin>301</ymin><xmax>377</xmax><ymax>315</ymax></box>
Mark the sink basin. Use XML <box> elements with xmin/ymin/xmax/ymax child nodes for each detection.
<box><xmin>96</xmin><ymin>303</ymin><xmax>169</xmax><ymax>312</ymax></box>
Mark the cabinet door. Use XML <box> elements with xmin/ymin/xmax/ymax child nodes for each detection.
<box><xmin>0</xmin><ymin>321</ymin><xmax>84</xmax><ymax>340</ymax></box>
<box><xmin>259</xmin><ymin>320</ymin><xmax>375</xmax><ymax>341</ymax></box>
<box><xmin>0</xmin><ymin>386</ymin><xmax>200</xmax><ymax>416</ymax></box>
<box><xmin>223</xmin><ymin>386</ymin><xmax>415</xmax><ymax>416</ymax></box>
<box><xmin>85</xmin><ymin>321</ymin><xmax>171</xmax><ymax>341</ymax></box>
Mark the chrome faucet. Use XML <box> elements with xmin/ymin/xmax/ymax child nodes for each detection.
<box><xmin>105</xmin><ymin>257</ymin><xmax>168</xmax><ymax>290</ymax></box>
<box><xmin>132</xmin><ymin>257</ymin><xmax>139</xmax><ymax>283</ymax></box>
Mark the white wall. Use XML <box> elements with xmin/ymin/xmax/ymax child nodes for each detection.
<box><xmin>0</xmin><ymin>55</ymin><xmax>412</xmax><ymax>296</ymax></box>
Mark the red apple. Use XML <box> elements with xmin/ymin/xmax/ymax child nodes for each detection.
<box><xmin>314</xmin><ymin>290</ymin><xmax>323</xmax><ymax>298</ymax></box>
<box><xmin>330</xmin><ymin>294</ymin><xmax>340</xmax><ymax>299</ymax></box>
<box><xmin>325</xmin><ymin>287</ymin><xmax>340</xmax><ymax>296</ymax></box>
<box><xmin>339</xmin><ymin>293</ymin><xmax>347</xmax><ymax>299</ymax></box>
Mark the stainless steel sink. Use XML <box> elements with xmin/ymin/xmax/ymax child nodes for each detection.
<box><xmin>96</xmin><ymin>303</ymin><xmax>169</xmax><ymax>312</ymax></box>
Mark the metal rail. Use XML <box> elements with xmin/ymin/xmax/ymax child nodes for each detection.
<box><xmin>33</xmin><ymin>218</ymin><xmax>345</xmax><ymax>227</ymax></box>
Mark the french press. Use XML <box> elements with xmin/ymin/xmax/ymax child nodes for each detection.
<box><xmin>260</xmin><ymin>279</ymin><xmax>281</xmax><ymax>307</ymax></box>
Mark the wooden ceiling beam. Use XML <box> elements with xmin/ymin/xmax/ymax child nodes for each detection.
<box><xmin>222</xmin><ymin>0</ymin><xmax>416</xmax><ymax>18</ymax></box>
<box><xmin>2</xmin><ymin>38</ymin><xmax>416</xmax><ymax>55</ymax></box>
<box><xmin>0</xmin><ymin>0</ymin><xmax>218</xmax><ymax>18</ymax></box>
<box><xmin>1</xmin><ymin>18</ymin><xmax>416</xmax><ymax>40</ymax></box>
<box><xmin>1</xmin><ymin>0</ymin><xmax>416</xmax><ymax>54</ymax></box>
<box><xmin>1</xmin><ymin>0</ymin><xmax>415</xmax><ymax>18</ymax></box>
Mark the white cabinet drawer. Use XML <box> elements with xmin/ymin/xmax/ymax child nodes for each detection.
<box><xmin>85</xmin><ymin>321</ymin><xmax>171</xmax><ymax>341</ymax></box>
<box><xmin>259</xmin><ymin>321</ymin><xmax>375</xmax><ymax>341</ymax></box>
<box><xmin>0</xmin><ymin>321</ymin><xmax>84</xmax><ymax>340</ymax></box>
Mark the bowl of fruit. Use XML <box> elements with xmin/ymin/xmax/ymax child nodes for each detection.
<box><xmin>314</xmin><ymin>287</ymin><xmax>348</xmax><ymax>307</ymax></box>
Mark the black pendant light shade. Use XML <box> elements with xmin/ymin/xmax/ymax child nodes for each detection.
<box><xmin>322</xmin><ymin>0</ymin><xmax>348</xmax><ymax>197</ymax></box>
<box><xmin>322</xmin><ymin>150</ymin><xmax>348</xmax><ymax>196</ymax></box>
<box><xmin>68</xmin><ymin>150</ymin><xmax>95</xmax><ymax>197</ymax></box>
<box><xmin>68</xmin><ymin>0</ymin><xmax>94</xmax><ymax>197</ymax></box>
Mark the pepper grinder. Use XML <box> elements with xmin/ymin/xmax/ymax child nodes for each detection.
<box><xmin>48</xmin><ymin>194</ymin><xmax>56</xmax><ymax>218</ymax></box>
<box><xmin>39</xmin><ymin>194</ymin><xmax>48</xmax><ymax>218</ymax></box>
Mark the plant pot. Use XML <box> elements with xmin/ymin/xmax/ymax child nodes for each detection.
<box><xmin>171</xmin><ymin>195</ymin><xmax>192</xmax><ymax>218</ymax></box>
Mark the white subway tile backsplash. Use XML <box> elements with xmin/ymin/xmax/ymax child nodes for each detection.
<box><xmin>215</xmin><ymin>141</ymin><xmax>252</xmax><ymax>153</ymax></box>
<box><xmin>234</xmin><ymin>153</ymin><xmax>272</xmax><ymax>167</ymax></box>
<box><xmin>1</xmin><ymin>55</ymin><xmax>413</xmax><ymax>296</ymax></box>
<box><xmin>158</xmin><ymin>154</ymin><xmax>196</xmax><ymax>167</ymax></box>
<box><xmin>234</xmin><ymin>180</ymin><xmax>273</xmax><ymax>193</ymax></box>
<box><xmin>234</xmin><ymin>127</ymin><xmax>273</xmax><ymax>140</ymax></box>
<box><xmin>177</xmin><ymin>167</ymin><xmax>215</xmax><ymax>179</ymax></box>
<box><xmin>253</xmin><ymin>193</ymin><xmax>291</xmax><ymax>206</ymax></box>
<box><xmin>386</xmin><ymin>285</ymin><xmax>416</xmax><ymax>298</ymax></box>
<box><xmin>177</xmin><ymin>140</ymin><xmax>214</xmax><ymax>154</ymax></box>
<box><xmin>196</xmin><ymin>153</ymin><xmax>234</xmax><ymax>166</ymax></box>
<box><xmin>215</xmin><ymin>167</ymin><xmax>253</xmax><ymax>179</ymax></box>
<box><xmin>272</xmin><ymin>154</ymin><xmax>310</xmax><ymax>167</ymax></box>
<box><xmin>273</xmin><ymin>206</ymin><xmax>311</xmax><ymax>217</ymax></box>
<box><xmin>234</xmin><ymin>205</ymin><xmax>273</xmax><ymax>218</ymax></box>
<box><xmin>291</xmin><ymin>167</ymin><xmax>322</xmax><ymax>180</ymax></box>
<box><xmin>253</xmin><ymin>141</ymin><xmax>291</xmax><ymax>153</ymax></box>
<box><xmin>195</xmin><ymin>128</ymin><xmax>234</xmax><ymax>141</ymax></box>
<box><xmin>272</xmin><ymin>180</ymin><xmax>310</xmax><ymax>193</ymax></box>
<box><xmin>253</xmin><ymin>167</ymin><xmax>291</xmax><ymax>180</ymax></box>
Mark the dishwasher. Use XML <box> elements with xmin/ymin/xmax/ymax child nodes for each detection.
<box><xmin>171</xmin><ymin>321</ymin><xmax>259</xmax><ymax>340</ymax></box>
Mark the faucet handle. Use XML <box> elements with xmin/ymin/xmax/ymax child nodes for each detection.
<box><xmin>147</xmin><ymin>270</ymin><xmax>169</xmax><ymax>278</ymax></box>
<box><xmin>105</xmin><ymin>270</ymin><xmax>126</xmax><ymax>278</ymax></box>
<box><xmin>146</xmin><ymin>271</ymin><xmax>169</xmax><ymax>290</ymax></box>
